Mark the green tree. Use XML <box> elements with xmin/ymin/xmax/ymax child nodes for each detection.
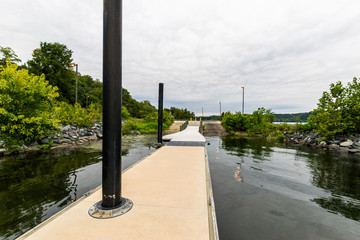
<box><xmin>0</xmin><ymin>61</ymin><xmax>59</xmax><ymax>150</ymax></box>
<box><xmin>0</xmin><ymin>46</ymin><xmax>21</xmax><ymax>65</ymax></box>
<box><xmin>27</xmin><ymin>42</ymin><xmax>74</xmax><ymax>103</ymax></box>
<box><xmin>308</xmin><ymin>77</ymin><xmax>360</xmax><ymax>139</ymax></box>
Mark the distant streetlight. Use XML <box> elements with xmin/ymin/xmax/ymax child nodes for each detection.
<box><xmin>70</xmin><ymin>63</ymin><xmax>78</xmax><ymax>103</ymax></box>
<box><xmin>239</xmin><ymin>86</ymin><xmax>245</xmax><ymax>114</ymax></box>
<box><xmin>219</xmin><ymin>101</ymin><xmax>221</xmax><ymax>119</ymax></box>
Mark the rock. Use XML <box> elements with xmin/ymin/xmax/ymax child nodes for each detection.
<box><xmin>0</xmin><ymin>140</ymin><xmax>4</xmax><ymax>147</ymax></box>
<box><xmin>130</xmin><ymin>130</ymin><xmax>140</xmax><ymax>135</ymax></box>
<box><xmin>335</xmin><ymin>135</ymin><xmax>345</xmax><ymax>142</ymax></box>
<box><xmin>349</xmin><ymin>135</ymin><xmax>356</xmax><ymax>141</ymax></box>
<box><xmin>340</xmin><ymin>140</ymin><xmax>353</xmax><ymax>147</ymax></box>
<box><xmin>329</xmin><ymin>144</ymin><xmax>340</xmax><ymax>149</ymax></box>
<box><xmin>40</xmin><ymin>138</ymin><xmax>50</xmax><ymax>144</ymax></box>
<box><xmin>96</xmin><ymin>133</ymin><xmax>103</xmax><ymax>139</ymax></box>
<box><xmin>63</xmin><ymin>134</ymin><xmax>71</xmax><ymax>139</ymax></box>
<box><xmin>69</xmin><ymin>132</ymin><xmax>78</xmax><ymax>140</ymax></box>
<box><xmin>0</xmin><ymin>148</ymin><xmax>6</xmax><ymax>154</ymax></box>
<box><xmin>60</xmin><ymin>139</ymin><xmax>72</xmax><ymax>144</ymax></box>
<box><xmin>348</xmin><ymin>149</ymin><xmax>360</xmax><ymax>154</ymax></box>
<box><xmin>60</xmin><ymin>125</ymin><xmax>72</xmax><ymax>132</ymax></box>
<box><xmin>319</xmin><ymin>141</ymin><xmax>327</xmax><ymax>147</ymax></box>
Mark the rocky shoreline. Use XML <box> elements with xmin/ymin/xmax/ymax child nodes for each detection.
<box><xmin>284</xmin><ymin>131</ymin><xmax>360</xmax><ymax>155</ymax></box>
<box><xmin>0</xmin><ymin>123</ymin><xmax>104</xmax><ymax>156</ymax></box>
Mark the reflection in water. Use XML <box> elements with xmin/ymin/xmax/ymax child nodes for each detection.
<box><xmin>208</xmin><ymin>136</ymin><xmax>360</xmax><ymax>240</ymax></box>
<box><xmin>233</xmin><ymin>164</ymin><xmax>242</xmax><ymax>182</ymax></box>
<box><xmin>0</xmin><ymin>135</ymin><xmax>156</xmax><ymax>240</ymax></box>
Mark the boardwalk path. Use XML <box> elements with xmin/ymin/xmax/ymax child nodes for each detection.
<box><xmin>18</xmin><ymin>124</ymin><xmax>218</xmax><ymax>240</ymax></box>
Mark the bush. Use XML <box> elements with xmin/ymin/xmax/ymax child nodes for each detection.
<box><xmin>0</xmin><ymin>61</ymin><xmax>59</xmax><ymax>150</ymax></box>
<box><xmin>276</xmin><ymin>134</ymin><xmax>285</xmax><ymax>142</ymax></box>
<box><xmin>55</xmin><ymin>102</ymin><xmax>102</xmax><ymax>127</ymax></box>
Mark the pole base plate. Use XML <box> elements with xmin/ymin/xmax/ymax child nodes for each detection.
<box><xmin>88</xmin><ymin>197</ymin><xmax>133</xmax><ymax>219</ymax></box>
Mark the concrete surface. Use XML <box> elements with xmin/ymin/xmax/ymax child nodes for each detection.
<box><xmin>18</xmin><ymin>125</ymin><xmax>216</xmax><ymax>240</ymax></box>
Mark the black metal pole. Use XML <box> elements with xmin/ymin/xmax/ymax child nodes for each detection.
<box><xmin>102</xmin><ymin>0</ymin><xmax>122</xmax><ymax>208</ymax></box>
<box><xmin>158</xmin><ymin>83</ymin><xmax>164</xmax><ymax>143</ymax></box>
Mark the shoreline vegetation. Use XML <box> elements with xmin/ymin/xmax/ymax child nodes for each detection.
<box><xmin>2</xmin><ymin>44</ymin><xmax>360</xmax><ymax>155</ymax></box>
<box><xmin>1</xmin><ymin>44</ymin><xmax>196</xmax><ymax>154</ymax></box>
<box><xmin>220</xmin><ymin>77</ymin><xmax>360</xmax><ymax>155</ymax></box>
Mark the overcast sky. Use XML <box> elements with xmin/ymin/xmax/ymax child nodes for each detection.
<box><xmin>1</xmin><ymin>0</ymin><xmax>360</xmax><ymax>115</ymax></box>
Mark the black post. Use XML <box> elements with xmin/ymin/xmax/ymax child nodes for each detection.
<box><xmin>89</xmin><ymin>0</ymin><xmax>132</xmax><ymax>218</ymax></box>
<box><xmin>102</xmin><ymin>0</ymin><xmax>122</xmax><ymax>208</ymax></box>
<box><xmin>158</xmin><ymin>83</ymin><xmax>164</xmax><ymax>143</ymax></box>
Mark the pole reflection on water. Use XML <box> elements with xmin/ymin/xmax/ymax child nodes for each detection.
<box><xmin>207</xmin><ymin>136</ymin><xmax>360</xmax><ymax>240</ymax></box>
<box><xmin>0</xmin><ymin>135</ymin><xmax>156</xmax><ymax>240</ymax></box>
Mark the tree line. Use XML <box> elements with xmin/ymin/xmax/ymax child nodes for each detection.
<box><xmin>0</xmin><ymin>43</ymin><xmax>195</xmax><ymax>150</ymax></box>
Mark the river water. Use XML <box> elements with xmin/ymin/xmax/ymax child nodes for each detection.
<box><xmin>1</xmin><ymin>135</ymin><xmax>360</xmax><ymax>240</ymax></box>
<box><xmin>207</xmin><ymin>136</ymin><xmax>360</xmax><ymax>240</ymax></box>
<box><xmin>0</xmin><ymin>135</ymin><xmax>157</xmax><ymax>240</ymax></box>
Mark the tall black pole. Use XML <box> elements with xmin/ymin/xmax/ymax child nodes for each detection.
<box><xmin>102</xmin><ymin>0</ymin><xmax>123</xmax><ymax>208</ymax></box>
<box><xmin>89</xmin><ymin>0</ymin><xmax>132</xmax><ymax>218</ymax></box>
<box><xmin>158</xmin><ymin>83</ymin><xmax>164</xmax><ymax>143</ymax></box>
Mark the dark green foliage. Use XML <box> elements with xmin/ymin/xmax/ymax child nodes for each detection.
<box><xmin>167</xmin><ymin>107</ymin><xmax>195</xmax><ymax>119</ymax></box>
<box><xmin>77</xmin><ymin>75</ymin><xmax>103</xmax><ymax>107</ymax></box>
<box><xmin>274</xmin><ymin>112</ymin><xmax>311</xmax><ymax>122</ymax></box>
<box><xmin>122</xmin><ymin>88</ymin><xmax>140</xmax><ymax>117</ymax></box>
<box><xmin>221</xmin><ymin>107</ymin><xmax>275</xmax><ymax>134</ymax></box>
<box><xmin>27</xmin><ymin>42</ymin><xmax>74</xmax><ymax>103</ymax></box>
<box><xmin>308</xmin><ymin>77</ymin><xmax>360</xmax><ymax>139</ymax></box>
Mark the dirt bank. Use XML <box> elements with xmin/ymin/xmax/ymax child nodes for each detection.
<box><xmin>203</xmin><ymin>121</ymin><xmax>228</xmax><ymax>137</ymax></box>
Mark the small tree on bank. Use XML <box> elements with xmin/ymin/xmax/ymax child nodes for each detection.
<box><xmin>308</xmin><ymin>77</ymin><xmax>360</xmax><ymax>139</ymax></box>
<box><xmin>0</xmin><ymin>61</ymin><xmax>59</xmax><ymax>150</ymax></box>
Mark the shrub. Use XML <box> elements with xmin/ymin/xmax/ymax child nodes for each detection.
<box><xmin>0</xmin><ymin>61</ymin><xmax>59</xmax><ymax>150</ymax></box>
<box><xmin>55</xmin><ymin>102</ymin><xmax>102</xmax><ymax>127</ymax></box>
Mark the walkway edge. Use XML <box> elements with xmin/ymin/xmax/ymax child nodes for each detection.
<box><xmin>205</xmin><ymin>147</ymin><xmax>220</xmax><ymax>240</ymax></box>
<box><xmin>16</xmin><ymin>146</ymin><xmax>164</xmax><ymax>240</ymax></box>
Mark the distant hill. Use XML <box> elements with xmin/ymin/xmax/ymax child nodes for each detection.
<box><xmin>274</xmin><ymin>112</ymin><xmax>312</xmax><ymax>122</ymax></box>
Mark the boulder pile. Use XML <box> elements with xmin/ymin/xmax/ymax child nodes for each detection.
<box><xmin>284</xmin><ymin>131</ymin><xmax>360</xmax><ymax>155</ymax></box>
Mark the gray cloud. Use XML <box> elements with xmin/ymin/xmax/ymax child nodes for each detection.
<box><xmin>1</xmin><ymin>0</ymin><xmax>360</xmax><ymax>115</ymax></box>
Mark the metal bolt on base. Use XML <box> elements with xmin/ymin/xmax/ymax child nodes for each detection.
<box><xmin>88</xmin><ymin>197</ymin><xmax>133</xmax><ymax>219</ymax></box>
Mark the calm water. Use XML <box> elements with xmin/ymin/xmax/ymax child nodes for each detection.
<box><xmin>207</xmin><ymin>136</ymin><xmax>360</xmax><ymax>240</ymax></box>
<box><xmin>0</xmin><ymin>135</ymin><xmax>156</xmax><ymax>240</ymax></box>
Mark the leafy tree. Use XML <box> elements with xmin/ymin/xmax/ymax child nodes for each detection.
<box><xmin>0</xmin><ymin>61</ymin><xmax>59</xmax><ymax>150</ymax></box>
<box><xmin>168</xmin><ymin>107</ymin><xmax>195</xmax><ymax>119</ymax></box>
<box><xmin>77</xmin><ymin>74</ymin><xmax>103</xmax><ymax>106</ymax></box>
<box><xmin>308</xmin><ymin>77</ymin><xmax>360</xmax><ymax>139</ymax></box>
<box><xmin>0</xmin><ymin>46</ymin><xmax>21</xmax><ymax>65</ymax></box>
<box><xmin>27</xmin><ymin>42</ymin><xmax>74</xmax><ymax>103</ymax></box>
<box><xmin>221</xmin><ymin>107</ymin><xmax>274</xmax><ymax>134</ymax></box>
<box><xmin>122</xmin><ymin>88</ymin><xmax>139</xmax><ymax>117</ymax></box>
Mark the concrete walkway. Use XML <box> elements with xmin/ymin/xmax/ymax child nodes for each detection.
<box><xmin>18</xmin><ymin>125</ymin><xmax>217</xmax><ymax>240</ymax></box>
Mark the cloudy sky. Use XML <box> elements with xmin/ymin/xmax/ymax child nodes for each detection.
<box><xmin>1</xmin><ymin>0</ymin><xmax>360</xmax><ymax>115</ymax></box>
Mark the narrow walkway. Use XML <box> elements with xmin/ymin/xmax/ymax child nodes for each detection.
<box><xmin>18</xmin><ymin>125</ymin><xmax>217</xmax><ymax>240</ymax></box>
<box><xmin>163</xmin><ymin>120</ymin><xmax>185</xmax><ymax>135</ymax></box>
